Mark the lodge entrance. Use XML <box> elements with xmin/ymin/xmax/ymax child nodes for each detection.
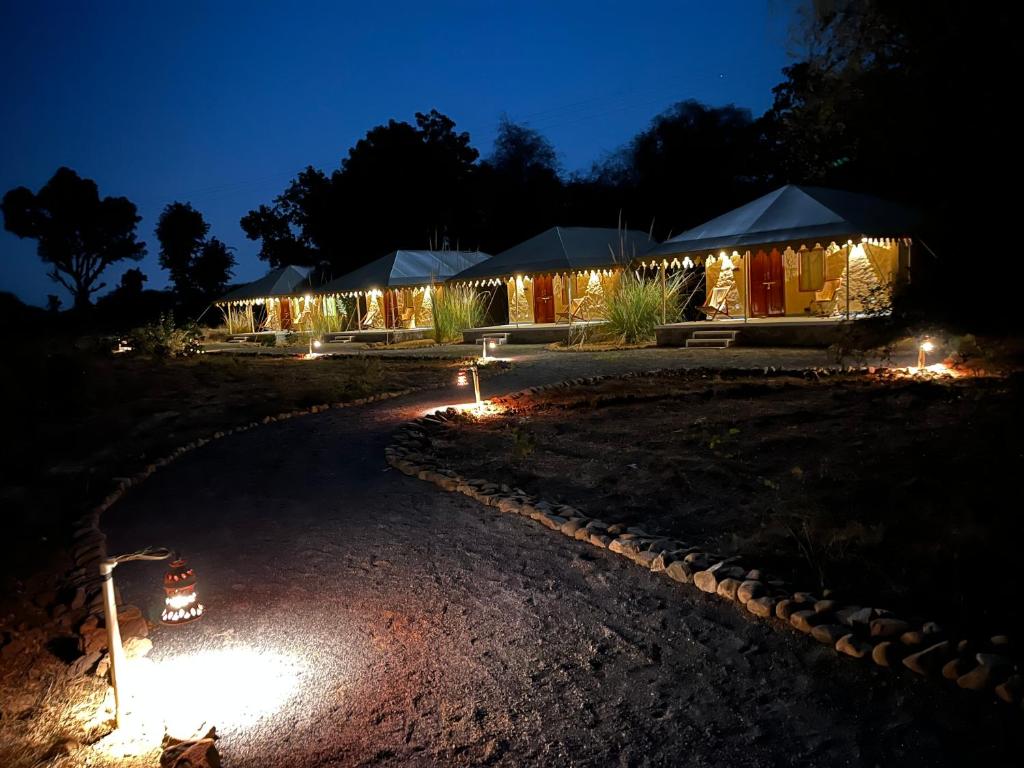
<box><xmin>533</xmin><ymin>275</ymin><xmax>555</xmax><ymax>323</ymax></box>
<box><xmin>749</xmin><ymin>248</ymin><xmax>785</xmax><ymax>316</ymax></box>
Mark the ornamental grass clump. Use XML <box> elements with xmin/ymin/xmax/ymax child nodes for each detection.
<box><xmin>604</xmin><ymin>271</ymin><xmax>680</xmax><ymax>344</ymax></box>
<box><xmin>432</xmin><ymin>284</ymin><xmax>484</xmax><ymax>343</ymax></box>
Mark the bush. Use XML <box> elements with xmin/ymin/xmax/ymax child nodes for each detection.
<box><xmin>604</xmin><ymin>271</ymin><xmax>680</xmax><ymax>344</ymax></box>
<box><xmin>130</xmin><ymin>313</ymin><xmax>202</xmax><ymax>357</ymax></box>
<box><xmin>432</xmin><ymin>284</ymin><xmax>484</xmax><ymax>343</ymax></box>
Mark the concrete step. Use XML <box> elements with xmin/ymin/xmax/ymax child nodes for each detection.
<box><xmin>691</xmin><ymin>330</ymin><xmax>738</xmax><ymax>340</ymax></box>
<box><xmin>325</xmin><ymin>334</ymin><xmax>355</xmax><ymax>344</ymax></box>
<box><xmin>685</xmin><ymin>338</ymin><xmax>733</xmax><ymax>348</ymax></box>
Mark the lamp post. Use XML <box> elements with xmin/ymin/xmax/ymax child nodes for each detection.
<box><xmin>456</xmin><ymin>365</ymin><xmax>481</xmax><ymax>405</ymax></box>
<box><xmin>918</xmin><ymin>339</ymin><xmax>934</xmax><ymax>368</ymax></box>
<box><xmin>99</xmin><ymin>548</ymin><xmax>203</xmax><ymax>727</ymax></box>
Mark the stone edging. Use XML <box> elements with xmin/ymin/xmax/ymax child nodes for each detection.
<box><xmin>385</xmin><ymin>366</ymin><xmax>1022</xmax><ymax>710</ymax></box>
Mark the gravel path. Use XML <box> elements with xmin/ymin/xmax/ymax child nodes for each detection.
<box><xmin>103</xmin><ymin>348</ymin><xmax>1018</xmax><ymax>767</ymax></box>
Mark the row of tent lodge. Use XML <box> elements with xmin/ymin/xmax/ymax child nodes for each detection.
<box><xmin>214</xmin><ymin>185</ymin><xmax>919</xmax><ymax>341</ymax></box>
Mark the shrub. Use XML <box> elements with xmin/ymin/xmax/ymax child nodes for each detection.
<box><xmin>130</xmin><ymin>312</ymin><xmax>203</xmax><ymax>357</ymax></box>
<box><xmin>604</xmin><ymin>271</ymin><xmax>680</xmax><ymax>344</ymax></box>
<box><xmin>432</xmin><ymin>284</ymin><xmax>484</xmax><ymax>343</ymax></box>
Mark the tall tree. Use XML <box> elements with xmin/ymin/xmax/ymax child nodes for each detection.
<box><xmin>155</xmin><ymin>201</ymin><xmax>235</xmax><ymax>300</ymax></box>
<box><xmin>242</xmin><ymin>110</ymin><xmax>482</xmax><ymax>275</ymax></box>
<box><xmin>478</xmin><ymin>118</ymin><xmax>564</xmax><ymax>251</ymax></box>
<box><xmin>1</xmin><ymin>167</ymin><xmax>146</xmax><ymax>309</ymax></box>
<box><xmin>768</xmin><ymin>0</ymin><xmax>1015</xmax><ymax>323</ymax></box>
<box><xmin>155</xmin><ymin>202</ymin><xmax>208</xmax><ymax>295</ymax></box>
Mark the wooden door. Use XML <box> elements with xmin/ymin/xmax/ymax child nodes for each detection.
<box><xmin>533</xmin><ymin>275</ymin><xmax>555</xmax><ymax>323</ymax></box>
<box><xmin>749</xmin><ymin>249</ymin><xmax>786</xmax><ymax>317</ymax></box>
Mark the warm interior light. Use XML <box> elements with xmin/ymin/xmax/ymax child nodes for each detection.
<box><xmin>161</xmin><ymin>559</ymin><xmax>204</xmax><ymax>625</ymax></box>
<box><xmin>488</xmin><ymin>340</ymin><xmax>497</xmax><ymax>349</ymax></box>
<box><xmin>313</xmin><ymin>339</ymin><xmax>322</xmax><ymax>348</ymax></box>
<box><xmin>920</xmin><ymin>340</ymin><xmax>934</xmax><ymax>352</ymax></box>
<box><xmin>456</xmin><ymin>368</ymin><xmax>469</xmax><ymax>387</ymax></box>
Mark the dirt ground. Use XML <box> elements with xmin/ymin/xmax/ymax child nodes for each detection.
<box><xmin>437</xmin><ymin>369</ymin><xmax>1024</xmax><ymax>639</ymax></box>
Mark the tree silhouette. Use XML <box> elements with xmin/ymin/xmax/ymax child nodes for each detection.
<box><xmin>1</xmin><ymin>167</ymin><xmax>145</xmax><ymax>310</ymax></box>
<box><xmin>118</xmin><ymin>267</ymin><xmax>148</xmax><ymax>295</ymax></box>
<box><xmin>156</xmin><ymin>201</ymin><xmax>235</xmax><ymax>301</ymax></box>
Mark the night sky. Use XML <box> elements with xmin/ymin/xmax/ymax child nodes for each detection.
<box><xmin>0</xmin><ymin>1</ymin><xmax>795</xmax><ymax>306</ymax></box>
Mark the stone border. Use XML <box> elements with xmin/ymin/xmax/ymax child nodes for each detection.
<box><xmin>386</xmin><ymin>366</ymin><xmax>1022</xmax><ymax>710</ymax></box>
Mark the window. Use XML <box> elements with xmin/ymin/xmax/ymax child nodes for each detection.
<box><xmin>799</xmin><ymin>249</ymin><xmax>825</xmax><ymax>291</ymax></box>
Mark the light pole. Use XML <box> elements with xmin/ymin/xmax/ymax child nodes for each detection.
<box><xmin>456</xmin><ymin>365</ymin><xmax>481</xmax><ymax>405</ymax></box>
<box><xmin>918</xmin><ymin>338</ymin><xmax>934</xmax><ymax>368</ymax></box>
<box><xmin>99</xmin><ymin>548</ymin><xmax>204</xmax><ymax>727</ymax></box>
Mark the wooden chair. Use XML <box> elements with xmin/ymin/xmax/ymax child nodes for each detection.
<box><xmin>811</xmin><ymin>277</ymin><xmax>842</xmax><ymax>316</ymax></box>
<box><xmin>556</xmin><ymin>297</ymin><xmax>588</xmax><ymax>323</ymax></box>
<box><xmin>697</xmin><ymin>286</ymin><xmax>734</xmax><ymax>319</ymax></box>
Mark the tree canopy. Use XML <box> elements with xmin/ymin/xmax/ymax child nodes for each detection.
<box><xmin>156</xmin><ymin>201</ymin><xmax>236</xmax><ymax>302</ymax></box>
<box><xmin>1</xmin><ymin>167</ymin><xmax>146</xmax><ymax>309</ymax></box>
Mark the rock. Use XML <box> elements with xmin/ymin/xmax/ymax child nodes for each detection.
<box><xmin>745</xmin><ymin>569</ymin><xmax>763</xmax><ymax>581</ymax></box>
<box><xmin>870</xmin><ymin>618</ymin><xmax>911</xmax><ymax>639</ymax></box>
<box><xmin>693</xmin><ymin>566</ymin><xmax>723</xmax><ymax>594</ymax></box>
<box><xmin>871</xmin><ymin>641</ymin><xmax>904</xmax><ymax>667</ymax></box>
<box><xmin>989</xmin><ymin>635</ymin><xmax>1012</xmax><ymax>651</ymax></box>
<box><xmin>746</xmin><ymin>597</ymin><xmax>777</xmax><ymax>618</ymax></box>
<box><xmin>813</xmin><ymin>600</ymin><xmax>839</xmax><ymax>614</ymax></box>
<box><xmin>70</xmin><ymin>588</ymin><xmax>86</xmax><ymax>611</ymax></box>
<box><xmin>683</xmin><ymin>552</ymin><xmax>710</xmax><ymax>570</ymax></box>
<box><xmin>775</xmin><ymin>599</ymin><xmax>800</xmax><ymax>621</ymax></box>
<box><xmin>716</xmin><ymin>578</ymin><xmax>742</xmax><ymax>601</ymax></box>
<box><xmin>811</xmin><ymin>624</ymin><xmax>848</xmax><ymax>645</ymax></box>
<box><xmin>900</xmin><ymin>630</ymin><xmax>925</xmax><ymax>647</ymax></box>
<box><xmin>664</xmin><ymin>561</ymin><xmax>693</xmax><ymax>584</ymax></box>
<box><xmin>901</xmin><ymin>641</ymin><xmax>951</xmax><ymax>676</ymax></box>
<box><xmin>574</xmin><ymin>528</ymin><xmax>591</xmax><ymax>542</ymax></box>
<box><xmin>790</xmin><ymin>610</ymin><xmax>828</xmax><ymax>634</ymax></box>
<box><xmin>649</xmin><ymin>552</ymin><xmax>675</xmax><ymax>573</ymax></box>
<box><xmin>560</xmin><ymin>519</ymin><xmax>587</xmax><ymax>537</ymax></box>
<box><xmin>942</xmin><ymin>657</ymin><xmax>972</xmax><ymax>681</ymax></box>
<box><xmin>921</xmin><ymin>621</ymin><xmax>944</xmax><ymax>637</ymax></box>
<box><xmin>589</xmin><ymin>534</ymin><xmax>611</xmax><ymax>549</ymax></box>
<box><xmin>69</xmin><ymin>650</ymin><xmax>102</xmax><ymax>677</ymax></box>
<box><xmin>539</xmin><ymin>513</ymin><xmax>566</xmax><ymax>530</ymax></box>
<box><xmin>606</xmin><ymin>523</ymin><xmax>627</xmax><ymax>536</ymax></box>
<box><xmin>117</xmin><ymin>606</ymin><xmax>149</xmax><ymax>640</ymax></box>
<box><xmin>736</xmin><ymin>580</ymin><xmax>765</xmax><ymax>604</ymax></box>
<box><xmin>994</xmin><ymin>675</ymin><xmax>1022</xmax><ymax>705</ymax></box>
<box><xmin>124</xmin><ymin>637</ymin><xmax>153</xmax><ymax>660</ymax></box>
<box><xmin>837</xmin><ymin>606</ymin><xmax>874</xmax><ymax>628</ymax></box>
<box><xmin>792</xmin><ymin>591</ymin><xmax>818</xmax><ymax>604</ymax></box>
<box><xmin>835</xmin><ymin>634</ymin><xmax>872</xmax><ymax>659</ymax></box>
<box><xmin>609</xmin><ymin>538</ymin><xmax>643</xmax><ymax>559</ymax></box>
<box><xmin>635</xmin><ymin>550</ymin><xmax>659</xmax><ymax>569</ymax></box>
<box><xmin>160</xmin><ymin>728</ymin><xmax>221</xmax><ymax>768</ymax></box>
<box><xmin>957</xmin><ymin>661</ymin><xmax>1007</xmax><ymax>692</ymax></box>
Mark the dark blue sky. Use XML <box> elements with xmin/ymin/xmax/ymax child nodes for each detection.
<box><xmin>1</xmin><ymin>1</ymin><xmax>797</xmax><ymax>306</ymax></box>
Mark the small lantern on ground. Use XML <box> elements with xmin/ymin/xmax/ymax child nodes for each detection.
<box><xmin>162</xmin><ymin>558</ymin><xmax>205</xmax><ymax>625</ymax></box>
<box><xmin>918</xmin><ymin>339</ymin><xmax>935</xmax><ymax>368</ymax></box>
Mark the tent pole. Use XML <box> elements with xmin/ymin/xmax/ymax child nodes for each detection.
<box><xmin>846</xmin><ymin>245</ymin><xmax>851</xmax><ymax>321</ymax></box>
<box><xmin>567</xmin><ymin>272</ymin><xmax>574</xmax><ymax>326</ymax></box>
<box><xmin>745</xmin><ymin>252</ymin><xmax>753</xmax><ymax>325</ymax></box>
<box><xmin>248</xmin><ymin>303</ymin><xmax>255</xmax><ymax>334</ymax></box>
<box><xmin>661</xmin><ymin>262</ymin><xmax>667</xmax><ymax>325</ymax></box>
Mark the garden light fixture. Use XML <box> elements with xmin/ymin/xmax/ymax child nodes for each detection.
<box><xmin>918</xmin><ymin>339</ymin><xmax>935</xmax><ymax>368</ymax></box>
<box><xmin>161</xmin><ymin>557</ymin><xmax>205</xmax><ymax>625</ymax></box>
<box><xmin>98</xmin><ymin>548</ymin><xmax>201</xmax><ymax>728</ymax></box>
<box><xmin>456</xmin><ymin>365</ymin><xmax>481</xmax><ymax>405</ymax></box>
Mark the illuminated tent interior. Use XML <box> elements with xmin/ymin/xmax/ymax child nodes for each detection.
<box><xmin>450</xmin><ymin>227</ymin><xmax>655</xmax><ymax>324</ymax></box>
<box><xmin>643</xmin><ymin>185</ymin><xmax>919</xmax><ymax>321</ymax></box>
<box><xmin>213</xmin><ymin>265</ymin><xmax>329</xmax><ymax>334</ymax></box>
<box><xmin>318</xmin><ymin>250</ymin><xmax>491</xmax><ymax>330</ymax></box>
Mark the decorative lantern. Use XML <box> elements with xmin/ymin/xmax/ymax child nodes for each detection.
<box><xmin>456</xmin><ymin>368</ymin><xmax>469</xmax><ymax>387</ymax></box>
<box><xmin>161</xmin><ymin>558</ymin><xmax>205</xmax><ymax>625</ymax></box>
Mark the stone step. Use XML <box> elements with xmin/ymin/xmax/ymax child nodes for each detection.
<box><xmin>685</xmin><ymin>338</ymin><xmax>733</xmax><ymax>348</ymax></box>
<box><xmin>325</xmin><ymin>334</ymin><xmax>355</xmax><ymax>344</ymax></box>
<box><xmin>691</xmin><ymin>330</ymin><xmax>738</xmax><ymax>339</ymax></box>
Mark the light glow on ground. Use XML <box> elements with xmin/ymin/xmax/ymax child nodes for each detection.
<box><xmin>89</xmin><ymin>644</ymin><xmax>306</xmax><ymax>757</ymax></box>
<box><xmin>419</xmin><ymin>401</ymin><xmax>505</xmax><ymax>418</ymax></box>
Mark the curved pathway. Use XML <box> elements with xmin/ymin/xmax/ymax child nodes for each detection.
<box><xmin>104</xmin><ymin>349</ymin><xmax>1016</xmax><ymax>767</ymax></box>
